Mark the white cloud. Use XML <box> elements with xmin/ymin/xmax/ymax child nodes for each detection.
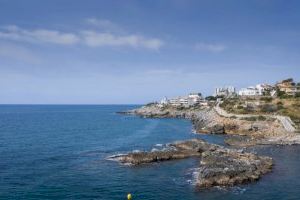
<box><xmin>145</xmin><ymin>69</ymin><xmax>183</xmax><ymax>75</ymax></box>
<box><xmin>0</xmin><ymin>25</ymin><xmax>79</xmax><ymax>45</ymax></box>
<box><xmin>81</xmin><ymin>31</ymin><xmax>163</xmax><ymax>49</ymax></box>
<box><xmin>85</xmin><ymin>18</ymin><xmax>121</xmax><ymax>32</ymax></box>
<box><xmin>0</xmin><ymin>25</ymin><xmax>164</xmax><ymax>50</ymax></box>
<box><xmin>195</xmin><ymin>43</ymin><xmax>226</xmax><ymax>52</ymax></box>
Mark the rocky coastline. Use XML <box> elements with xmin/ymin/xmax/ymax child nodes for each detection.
<box><xmin>122</xmin><ymin>104</ymin><xmax>300</xmax><ymax>146</ymax></box>
<box><xmin>109</xmin><ymin>139</ymin><xmax>273</xmax><ymax>188</ymax></box>
<box><xmin>112</xmin><ymin>103</ymin><xmax>299</xmax><ymax>188</ymax></box>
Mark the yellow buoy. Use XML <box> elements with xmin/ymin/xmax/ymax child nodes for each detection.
<box><xmin>127</xmin><ymin>193</ymin><xmax>132</xmax><ymax>200</ymax></box>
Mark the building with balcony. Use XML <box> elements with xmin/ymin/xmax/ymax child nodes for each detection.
<box><xmin>214</xmin><ymin>86</ymin><xmax>236</xmax><ymax>97</ymax></box>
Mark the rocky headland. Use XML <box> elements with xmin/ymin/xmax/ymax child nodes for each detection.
<box><xmin>109</xmin><ymin>139</ymin><xmax>273</xmax><ymax>188</ymax></box>
<box><xmin>121</xmin><ymin>103</ymin><xmax>300</xmax><ymax>146</ymax></box>
<box><xmin>112</xmin><ymin>103</ymin><xmax>299</xmax><ymax>188</ymax></box>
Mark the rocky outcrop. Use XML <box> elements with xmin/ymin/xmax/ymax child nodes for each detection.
<box><xmin>123</xmin><ymin>105</ymin><xmax>194</xmax><ymax>119</ymax></box>
<box><xmin>197</xmin><ymin>147</ymin><xmax>272</xmax><ymax>187</ymax></box>
<box><xmin>225</xmin><ymin>134</ymin><xmax>300</xmax><ymax>147</ymax></box>
<box><xmin>110</xmin><ymin>139</ymin><xmax>211</xmax><ymax>165</ymax></box>
<box><xmin>113</xmin><ymin>104</ymin><xmax>300</xmax><ymax>189</ymax></box>
<box><xmin>123</xmin><ymin>104</ymin><xmax>297</xmax><ymax>146</ymax></box>
<box><xmin>109</xmin><ymin>139</ymin><xmax>273</xmax><ymax>188</ymax></box>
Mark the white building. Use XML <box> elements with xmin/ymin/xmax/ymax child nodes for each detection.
<box><xmin>188</xmin><ymin>93</ymin><xmax>202</xmax><ymax>104</ymax></box>
<box><xmin>188</xmin><ymin>93</ymin><xmax>202</xmax><ymax>99</ymax></box>
<box><xmin>160</xmin><ymin>93</ymin><xmax>203</xmax><ymax>107</ymax></box>
<box><xmin>255</xmin><ymin>84</ymin><xmax>273</xmax><ymax>95</ymax></box>
<box><xmin>238</xmin><ymin>84</ymin><xmax>274</xmax><ymax>96</ymax></box>
<box><xmin>160</xmin><ymin>97</ymin><xmax>169</xmax><ymax>105</ymax></box>
<box><xmin>214</xmin><ymin>86</ymin><xmax>236</xmax><ymax>97</ymax></box>
<box><xmin>169</xmin><ymin>98</ymin><xmax>181</xmax><ymax>106</ymax></box>
<box><xmin>238</xmin><ymin>87</ymin><xmax>259</xmax><ymax>96</ymax></box>
<box><xmin>179</xmin><ymin>97</ymin><xmax>188</xmax><ymax>105</ymax></box>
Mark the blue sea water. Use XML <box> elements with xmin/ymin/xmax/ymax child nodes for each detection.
<box><xmin>0</xmin><ymin>105</ymin><xmax>300</xmax><ymax>200</ymax></box>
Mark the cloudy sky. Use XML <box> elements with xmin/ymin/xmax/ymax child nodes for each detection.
<box><xmin>0</xmin><ymin>0</ymin><xmax>299</xmax><ymax>104</ymax></box>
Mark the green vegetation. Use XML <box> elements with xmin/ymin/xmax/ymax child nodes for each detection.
<box><xmin>260</xmin><ymin>97</ymin><xmax>273</xmax><ymax>103</ymax></box>
<box><xmin>205</xmin><ymin>96</ymin><xmax>217</xmax><ymax>101</ymax></box>
<box><xmin>259</xmin><ymin>104</ymin><xmax>278</xmax><ymax>113</ymax></box>
<box><xmin>257</xmin><ymin>115</ymin><xmax>267</xmax><ymax>121</ymax></box>
<box><xmin>240</xmin><ymin>115</ymin><xmax>267</xmax><ymax>121</ymax></box>
<box><xmin>220</xmin><ymin>98</ymin><xmax>256</xmax><ymax>114</ymax></box>
<box><xmin>278</xmin><ymin>100</ymin><xmax>300</xmax><ymax>127</ymax></box>
<box><xmin>145</xmin><ymin>102</ymin><xmax>157</xmax><ymax>106</ymax></box>
<box><xmin>276</xmin><ymin>101</ymin><xmax>284</xmax><ymax>110</ymax></box>
<box><xmin>240</xmin><ymin>116</ymin><xmax>258</xmax><ymax>121</ymax></box>
<box><xmin>276</xmin><ymin>89</ymin><xmax>286</xmax><ymax>98</ymax></box>
<box><xmin>220</xmin><ymin>97</ymin><xmax>300</xmax><ymax>129</ymax></box>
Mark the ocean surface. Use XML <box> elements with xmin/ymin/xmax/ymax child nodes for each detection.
<box><xmin>1</xmin><ymin>105</ymin><xmax>300</xmax><ymax>200</ymax></box>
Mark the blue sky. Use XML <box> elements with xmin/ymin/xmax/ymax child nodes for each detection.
<box><xmin>0</xmin><ymin>0</ymin><xmax>299</xmax><ymax>104</ymax></box>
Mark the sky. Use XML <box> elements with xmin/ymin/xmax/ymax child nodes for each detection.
<box><xmin>0</xmin><ymin>0</ymin><xmax>299</xmax><ymax>104</ymax></box>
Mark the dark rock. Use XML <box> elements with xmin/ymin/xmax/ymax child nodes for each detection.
<box><xmin>109</xmin><ymin>139</ymin><xmax>273</xmax><ymax>188</ymax></box>
<box><xmin>224</xmin><ymin>123</ymin><xmax>239</xmax><ymax>132</ymax></box>
<box><xmin>197</xmin><ymin>149</ymin><xmax>273</xmax><ymax>187</ymax></box>
<box><xmin>209</xmin><ymin>124</ymin><xmax>225</xmax><ymax>134</ymax></box>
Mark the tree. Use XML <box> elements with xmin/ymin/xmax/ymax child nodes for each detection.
<box><xmin>282</xmin><ymin>78</ymin><xmax>293</xmax><ymax>83</ymax></box>
<box><xmin>276</xmin><ymin>88</ymin><xmax>286</xmax><ymax>98</ymax></box>
<box><xmin>260</xmin><ymin>104</ymin><xmax>278</xmax><ymax>113</ymax></box>
<box><xmin>205</xmin><ymin>96</ymin><xmax>217</xmax><ymax>101</ymax></box>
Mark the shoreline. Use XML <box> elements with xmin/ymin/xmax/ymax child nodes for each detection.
<box><xmin>123</xmin><ymin>103</ymin><xmax>300</xmax><ymax>146</ymax></box>
<box><xmin>110</xmin><ymin>138</ymin><xmax>273</xmax><ymax>188</ymax></box>
<box><xmin>112</xmin><ymin>103</ymin><xmax>300</xmax><ymax>188</ymax></box>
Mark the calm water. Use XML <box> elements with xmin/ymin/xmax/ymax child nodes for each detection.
<box><xmin>0</xmin><ymin>105</ymin><xmax>300</xmax><ymax>200</ymax></box>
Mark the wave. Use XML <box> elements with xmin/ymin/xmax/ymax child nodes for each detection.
<box><xmin>213</xmin><ymin>185</ymin><xmax>247</xmax><ymax>194</ymax></box>
<box><xmin>106</xmin><ymin>153</ymin><xmax>128</xmax><ymax>161</ymax></box>
<box><xmin>186</xmin><ymin>167</ymin><xmax>200</xmax><ymax>185</ymax></box>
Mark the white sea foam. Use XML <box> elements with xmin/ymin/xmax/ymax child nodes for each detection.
<box><xmin>214</xmin><ymin>185</ymin><xmax>247</xmax><ymax>194</ymax></box>
<box><xmin>191</xmin><ymin>128</ymin><xmax>197</xmax><ymax>134</ymax></box>
<box><xmin>151</xmin><ymin>148</ymin><xmax>159</xmax><ymax>152</ymax></box>
<box><xmin>185</xmin><ymin>167</ymin><xmax>200</xmax><ymax>185</ymax></box>
<box><xmin>231</xmin><ymin>186</ymin><xmax>247</xmax><ymax>194</ymax></box>
<box><xmin>106</xmin><ymin>153</ymin><xmax>127</xmax><ymax>161</ymax></box>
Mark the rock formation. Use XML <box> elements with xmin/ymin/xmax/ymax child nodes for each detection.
<box><xmin>109</xmin><ymin>139</ymin><xmax>273</xmax><ymax>188</ymax></box>
<box><xmin>123</xmin><ymin>104</ymin><xmax>299</xmax><ymax>146</ymax></box>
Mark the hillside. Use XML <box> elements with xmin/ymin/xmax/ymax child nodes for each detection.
<box><xmin>220</xmin><ymin>96</ymin><xmax>300</xmax><ymax>131</ymax></box>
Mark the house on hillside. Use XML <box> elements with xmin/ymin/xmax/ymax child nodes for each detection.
<box><xmin>256</xmin><ymin>84</ymin><xmax>274</xmax><ymax>95</ymax></box>
<box><xmin>214</xmin><ymin>86</ymin><xmax>236</xmax><ymax>97</ymax></box>
<box><xmin>276</xmin><ymin>78</ymin><xmax>298</xmax><ymax>96</ymax></box>
<box><xmin>159</xmin><ymin>93</ymin><xmax>203</xmax><ymax>107</ymax></box>
<box><xmin>238</xmin><ymin>87</ymin><xmax>259</xmax><ymax>96</ymax></box>
<box><xmin>160</xmin><ymin>97</ymin><xmax>169</xmax><ymax>105</ymax></box>
<box><xmin>188</xmin><ymin>93</ymin><xmax>202</xmax><ymax>104</ymax></box>
<box><xmin>238</xmin><ymin>83</ymin><xmax>274</xmax><ymax>97</ymax></box>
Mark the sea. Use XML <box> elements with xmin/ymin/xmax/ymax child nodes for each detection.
<box><xmin>0</xmin><ymin>105</ymin><xmax>300</xmax><ymax>200</ymax></box>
